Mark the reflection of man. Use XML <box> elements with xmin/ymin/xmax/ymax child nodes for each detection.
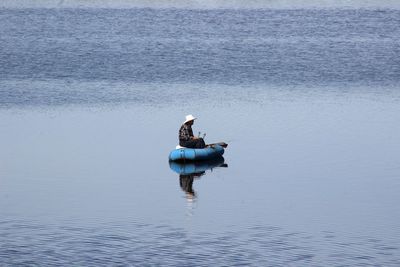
<box><xmin>179</xmin><ymin>174</ymin><xmax>195</xmax><ymax>198</ymax></box>
<box><xmin>179</xmin><ymin>172</ymin><xmax>205</xmax><ymax>200</ymax></box>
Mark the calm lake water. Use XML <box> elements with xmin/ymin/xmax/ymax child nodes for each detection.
<box><xmin>1</xmin><ymin>7</ymin><xmax>400</xmax><ymax>266</ymax></box>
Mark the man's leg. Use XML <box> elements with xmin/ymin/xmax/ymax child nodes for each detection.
<box><xmin>195</xmin><ymin>138</ymin><xmax>206</xmax><ymax>149</ymax></box>
<box><xmin>180</xmin><ymin>139</ymin><xmax>197</xmax><ymax>148</ymax></box>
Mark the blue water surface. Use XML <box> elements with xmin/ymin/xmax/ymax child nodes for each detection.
<box><xmin>0</xmin><ymin>7</ymin><xmax>400</xmax><ymax>266</ymax></box>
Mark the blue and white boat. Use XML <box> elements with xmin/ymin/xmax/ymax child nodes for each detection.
<box><xmin>169</xmin><ymin>144</ymin><xmax>225</xmax><ymax>162</ymax></box>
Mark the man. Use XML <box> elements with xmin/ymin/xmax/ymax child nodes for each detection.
<box><xmin>179</xmin><ymin>114</ymin><xmax>206</xmax><ymax>148</ymax></box>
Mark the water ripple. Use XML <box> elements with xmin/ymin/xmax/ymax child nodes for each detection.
<box><xmin>0</xmin><ymin>220</ymin><xmax>398</xmax><ymax>266</ymax></box>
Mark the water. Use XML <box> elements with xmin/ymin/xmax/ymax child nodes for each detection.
<box><xmin>1</xmin><ymin>7</ymin><xmax>400</xmax><ymax>266</ymax></box>
<box><xmin>1</xmin><ymin>9</ymin><xmax>400</xmax><ymax>87</ymax></box>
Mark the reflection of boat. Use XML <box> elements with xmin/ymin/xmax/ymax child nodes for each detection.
<box><xmin>169</xmin><ymin>156</ymin><xmax>227</xmax><ymax>175</ymax></box>
<box><xmin>171</xmin><ymin>157</ymin><xmax>228</xmax><ymax>203</ymax></box>
<box><xmin>168</xmin><ymin>144</ymin><xmax>225</xmax><ymax>162</ymax></box>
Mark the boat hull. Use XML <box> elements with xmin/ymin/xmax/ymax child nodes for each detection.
<box><xmin>169</xmin><ymin>145</ymin><xmax>225</xmax><ymax>162</ymax></box>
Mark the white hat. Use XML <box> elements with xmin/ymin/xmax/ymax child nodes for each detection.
<box><xmin>183</xmin><ymin>114</ymin><xmax>197</xmax><ymax>124</ymax></box>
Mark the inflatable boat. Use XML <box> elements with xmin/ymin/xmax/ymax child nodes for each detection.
<box><xmin>169</xmin><ymin>144</ymin><xmax>225</xmax><ymax>162</ymax></box>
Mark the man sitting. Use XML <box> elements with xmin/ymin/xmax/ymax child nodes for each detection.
<box><xmin>179</xmin><ymin>114</ymin><xmax>206</xmax><ymax>149</ymax></box>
